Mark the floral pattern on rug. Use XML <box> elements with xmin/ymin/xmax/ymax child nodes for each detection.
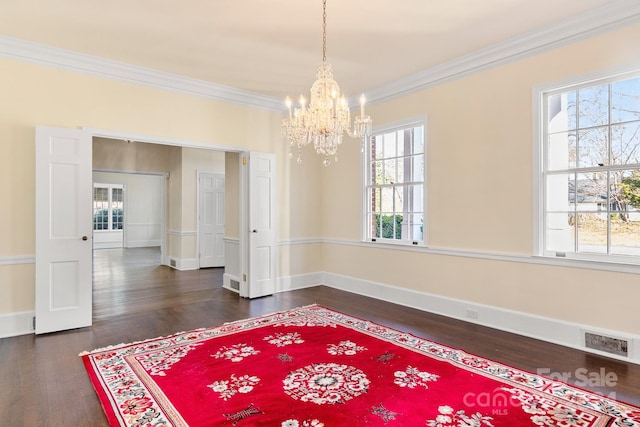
<box><xmin>208</xmin><ymin>374</ymin><xmax>261</xmax><ymax>401</ymax></box>
<box><xmin>211</xmin><ymin>343</ymin><xmax>259</xmax><ymax>362</ymax></box>
<box><xmin>283</xmin><ymin>363</ymin><xmax>370</xmax><ymax>404</ymax></box>
<box><xmin>81</xmin><ymin>305</ymin><xmax>640</xmax><ymax>427</ymax></box>
<box><xmin>263</xmin><ymin>331</ymin><xmax>305</xmax><ymax>347</ymax></box>
<box><xmin>426</xmin><ymin>405</ymin><xmax>494</xmax><ymax>427</ymax></box>
<box><xmin>394</xmin><ymin>365</ymin><xmax>439</xmax><ymax>389</ymax></box>
<box><xmin>327</xmin><ymin>340</ymin><xmax>367</xmax><ymax>356</ymax></box>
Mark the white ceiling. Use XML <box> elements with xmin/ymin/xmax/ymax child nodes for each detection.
<box><xmin>1</xmin><ymin>0</ymin><xmax>639</xmax><ymax>104</ymax></box>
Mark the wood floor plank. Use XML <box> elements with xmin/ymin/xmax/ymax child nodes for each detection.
<box><xmin>1</xmin><ymin>247</ymin><xmax>638</xmax><ymax>426</ymax></box>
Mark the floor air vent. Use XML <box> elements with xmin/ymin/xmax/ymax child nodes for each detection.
<box><xmin>230</xmin><ymin>279</ymin><xmax>240</xmax><ymax>291</ymax></box>
<box><xmin>584</xmin><ymin>332</ymin><xmax>629</xmax><ymax>357</ymax></box>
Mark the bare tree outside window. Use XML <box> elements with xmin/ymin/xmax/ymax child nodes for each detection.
<box><xmin>544</xmin><ymin>75</ymin><xmax>640</xmax><ymax>258</ymax></box>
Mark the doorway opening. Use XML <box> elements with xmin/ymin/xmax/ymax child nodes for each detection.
<box><xmin>90</xmin><ymin>136</ymin><xmax>234</xmax><ymax>321</ymax></box>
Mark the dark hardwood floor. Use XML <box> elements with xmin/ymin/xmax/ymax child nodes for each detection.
<box><xmin>1</xmin><ymin>247</ymin><xmax>639</xmax><ymax>426</ymax></box>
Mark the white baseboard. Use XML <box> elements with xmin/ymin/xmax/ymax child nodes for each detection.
<box><xmin>0</xmin><ymin>310</ymin><xmax>34</xmax><ymax>338</ymax></box>
<box><xmin>126</xmin><ymin>240</ymin><xmax>161</xmax><ymax>248</ymax></box>
<box><xmin>223</xmin><ymin>273</ymin><xmax>240</xmax><ymax>293</ymax></box>
<box><xmin>277</xmin><ymin>272</ymin><xmax>323</xmax><ymax>293</ymax></box>
<box><xmin>3</xmin><ymin>269</ymin><xmax>637</xmax><ymax>365</ymax></box>
<box><xmin>168</xmin><ymin>257</ymin><xmax>199</xmax><ymax>271</ymax></box>
<box><xmin>321</xmin><ymin>272</ymin><xmax>640</xmax><ymax>365</ymax></box>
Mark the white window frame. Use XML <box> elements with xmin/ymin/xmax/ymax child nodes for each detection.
<box><xmin>361</xmin><ymin>116</ymin><xmax>426</xmax><ymax>246</ymax></box>
<box><xmin>534</xmin><ymin>65</ymin><xmax>640</xmax><ymax>266</ymax></box>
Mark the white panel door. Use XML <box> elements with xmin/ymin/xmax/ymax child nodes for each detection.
<box><xmin>248</xmin><ymin>152</ymin><xmax>276</xmax><ymax>298</ymax></box>
<box><xmin>35</xmin><ymin>126</ymin><xmax>93</xmax><ymax>334</ymax></box>
<box><xmin>199</xmin><ymin>172</ymin><xmax>225</xmax><ymax>268</ymax></box>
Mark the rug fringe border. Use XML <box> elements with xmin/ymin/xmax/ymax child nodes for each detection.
<box><xmin>78</xmin><ymin>304</ymin><xmax>319</xmax><ymax>356</ymax></box>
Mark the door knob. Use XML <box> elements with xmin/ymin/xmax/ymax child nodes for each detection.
<box><xmin>82</xmin><ymin>235</ymin><xmax>88</xmax><ymax>241</ymax></box>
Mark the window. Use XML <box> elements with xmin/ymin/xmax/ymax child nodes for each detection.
<box><xmin>540</xmin><ymin>72</ymin><xmax>640</xmax><ymax>262</ymax></box>
<box><xmin>93</xmin><ymin>184</ymin><xmax>124</xmax><ymax>231</ymax></box>
<box><xmin>364</xmin><ymin>120</ymin><xmax>425</xmax><ymax>244</ymax></box>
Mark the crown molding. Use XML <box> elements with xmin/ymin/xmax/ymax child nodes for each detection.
<box><xmin>363</xmin><ymin>0</ymin><xmax>640</xmax><ymax>105</ymax></box>
<box><xmin>0</xmin><ymin>35</ymin><xmax>284</xmax><ymax>112</ymax></box>
<box><xmin>2</xmin><ymin>0</ymin><xmax>640</xmax><ymax>111</ymax></box>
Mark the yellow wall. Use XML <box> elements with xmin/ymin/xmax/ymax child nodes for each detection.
<box><xmin>2</xmin><ymin>22</ymin><xmax>639</xmax><ymax>339</ymax></box>
<box><xmin>321</xmin><ymin>23</ymin><xmax>640</xmax><ymax>335</ymax></box>
<box><xmin>0</xmin><ymin>58</ymin><xmax>289</xmax><ymax>315</ymax></box>
<box><xmin>93</xmin><ymin>137</ymin><xmax>172</xmax><ymax>172</ymax></box>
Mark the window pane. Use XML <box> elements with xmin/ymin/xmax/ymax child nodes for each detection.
<box><xmin>413</xmin><ymin>127</ymin><xmax>424</xmax><ymax>154</ymax></box>
<box><xmin>111</xmin><ymin>188</ymin><xmax>124</xmax><ymax>230</ymax></box>
<box><xmin>373</xmin><ymin>214</ymin><xmax>401</xmax><ymax>239</ymax></box>
<box><xmin>384</xmin><ymin>159</ymin><xmax>396</xmax><ymax>183</ymax></box>
<box><xmin>547</xmin><ymin>173</ymin><xmax>572</xmax><ymax>212</ymax></box>
<box><xmin>578</xmin><ymin>84</ymin><xmax>609</xmax><ymax>128</ymax></box>
<box><xmin>610</xmin><ymin>214</ymin><xmax>640</xmax><ymax>256</ymax></box>
<box><xmin>383</xmin><ymin>133</ymin><xmax>396</xmax><ymax>158</ymax></box>
<box><xmin>93</xmin><ymin>187</ymin><xmax>109</xmax><ymax>231</ymax></box>
<box><xmin>368</xmin><ymin>213</ymin><xmax>379</xmax><ymax>238</ymax></box>
<box><xmin>611</xmin><ymin>77</ymin><xmax>640</xmax><ymax>124</ymax></box>
<box><xmin>373</xmin><ymin>135</ymin><xmax>384</xmax><ymax>160</ymax></box>
<box><xmin>546</xmin><ymin>212</ymin><xmax>574</xmax><ymax>252</ymax></box>
<box><xmin>577</xmin><ymin>127</ymin><xmax>608</xmax><ymax>168</ymax></box>
<box><xmin>396</xmin><ymin>130</ymin><xmax>406</xmax><ymax>157</ymax></box>
<box><xmin>409</xmin><ymin>184</ymin><xmax>423</xmax><ymax>212</ymax></box>
<box><xmin>372</xmin><ymin>161</ymin><xmax>384</xmax><ymax>185</ymax></box>
<box><xmin>394</xmin><ymin>185</ymin><xmax>403</xmax><ymax>212</ymax></box>
<box><xmin>548</xmin><ymin>91</ymin><xmax>576</xmax><ymax>132</ymax></box>
<box><xmin>611</xmin><ymin>122</ymin><xmax>640</xmax><ymax>165</ymax></box>
<box><xmin>547</xmin><ymin>132</ymin><xmax>576</xmax><ymax>170</ymax></box>
<box><xmin>611</xmin><ymin>169</ymin><xmax>640</xmax><ymax>251</ymax></box>
<box><xmin>575</xmin><ymin>172</ymin><xmax>607</xmax><ymax>212</ymax></box>
<box><xmin>412</xmin><ymin>154</ymin><xmax>424</xmax><ymax>182</ymax></box>
<box><xmin>617</xmin><ymin>169</ymin><xmax>640</xmax><ymax>211</ymax></box>
<box><xmin>396</xmin><ymin>158</ymin><xmax>405</xmax><ymax>184</ymax></box>
<box><xmin>577</xmin><ymin>213</ymin><xmax>607</xmax><ymax>254</ymax></box>
<box><xmin>409</xmin><ymin>213</ymin><xmax>424</xmax><ymax>241</ymax></box>
<box><xmin>381</xmin><ymin>187</ymin><xmax>394</xmax><ymax>212</ymax></box>
<box><xmin>368</xmin><ymin>187</ymin><xmax>380</xmax><ymax>214</ymax></box>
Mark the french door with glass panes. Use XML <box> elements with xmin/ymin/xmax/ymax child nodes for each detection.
<box><xmin>93</xmin><ymin>183</ymin><xmax>124</xmax><ymax>249</ymax></box>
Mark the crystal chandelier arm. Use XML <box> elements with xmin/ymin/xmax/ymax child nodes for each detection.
<box><xmin>281</xmin><ymin>0</ymin><xmax>372</xmax><ymax>166</ymax></box>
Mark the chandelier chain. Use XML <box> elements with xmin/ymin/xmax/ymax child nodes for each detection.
<box><xmin>322</xmin><ymin>0</ymin><xmax>327</xmax><ymax>63</ymax></box>
<box><xmin>282</xmin><ymin>0</ymin><xmax>372</xmax><ymax>166</ymax></box>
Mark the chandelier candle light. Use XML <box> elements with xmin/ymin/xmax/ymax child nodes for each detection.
<box><xmin>282</xmin><ymin>0</ymin><xmax>372</xmax><ymax>166</ymax></box>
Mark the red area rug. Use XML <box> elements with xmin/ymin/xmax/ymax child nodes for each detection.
<box><xmin>81</xmin><ymin>305</ymin><xmax>640</xmax><ymax>426</ymax></box>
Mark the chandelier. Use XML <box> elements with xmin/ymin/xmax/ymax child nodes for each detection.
<box><xmin>282</xmin><ymin>0</ymin><xmax>372</xmax><ymax>166</ymax></box>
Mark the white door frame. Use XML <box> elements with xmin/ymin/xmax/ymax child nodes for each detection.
<box><xmin>86</xmin><ymin>127</ymin><xmax>252</xmax><ymax>284</ymax></box>
<box><xmin>37</xmin><ymin>126</ymin><xmax>258</xmax><ymax>333</ymax></box>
